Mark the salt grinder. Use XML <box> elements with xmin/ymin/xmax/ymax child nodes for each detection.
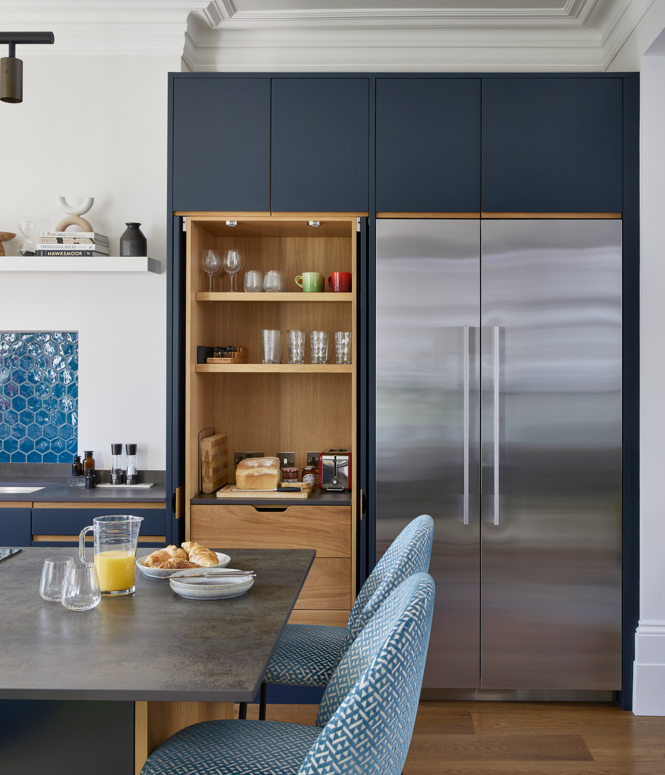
<box><xmin>111</xmin><ymin>444</ymin><xmax>124</xmax><ymax>485</ymax></box>
<box><xmin>126</xmin><ymin>444</ymin><xmax>138</xmax><ymax>485</ymax></box>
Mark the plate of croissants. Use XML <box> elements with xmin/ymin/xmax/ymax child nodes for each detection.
<box><xmin>136</xmin><ymin>542</ymin><xmax>230</xmax><ymax>579</ymax></box>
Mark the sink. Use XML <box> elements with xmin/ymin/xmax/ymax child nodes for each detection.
<box><xmin>0</xmin><ymin>486</ymin><xmax>45</xmax><ymax>494</ymax></box>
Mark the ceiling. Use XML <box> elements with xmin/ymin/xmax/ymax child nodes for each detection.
<box><xmin>0</xmin><ymin>0</ymin><xmax>658</xmax><ymax>71</ymax></box>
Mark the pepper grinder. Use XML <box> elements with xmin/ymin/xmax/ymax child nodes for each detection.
<box><xmin>111</xmin><ymin>444</ymin><xmax>124</xmax><ymax>485</ymax></box>
<box><xmin>125</xmin><ymin>444</ymin><xmax>138</xmax><ymax>485</ymax></box>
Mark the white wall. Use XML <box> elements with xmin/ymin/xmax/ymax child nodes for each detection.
<box><xmin>0</xmin><ymin>53</ymin><xmax>180</xmax><ymax>470</ymax></box>
<box><xmin>632</xmin><ymin>50</ymin><xmax>665</xmax><ymax>715</ymax></box>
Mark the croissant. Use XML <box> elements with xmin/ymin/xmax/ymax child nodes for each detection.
<box><xmin>188</xmin><ymin>546</ymin><xmax>218</xmax><ymax>568</ymax></box>
<box><xmin>144</xmin><ymin>549</ymin><xmax>171</xmax><ymax>567</ymax></box>
<box><xmin>154</xmin><ymin>558</ymin><xmax>200</xmax><ymax>569</ymax></box>
<box><xmin>165</xmin><ymin>545</ymin><xmax>187</xmax><ymax>560</ymax></box>
<box><xmin>181</xmin><ymin>541</ymin><xmax>199</xmax><ymax>555</ymax></box>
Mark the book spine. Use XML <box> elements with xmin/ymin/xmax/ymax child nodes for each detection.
<box><xmin>35</xmin><ymin>250</ymin><xmax>109</xmax><ymax>257</ymax></box>
<box><xmin>36</xmin><ymin>243</ymin><xmax>109</xmax><ymax>251</ymax></box>
<box><xmin>40</xmin><ymin>232</ymin><xmax>108</xmax><ymax>240</ymax></box>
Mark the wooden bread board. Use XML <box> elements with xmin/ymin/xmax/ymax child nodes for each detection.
<box><xmin>207</xmin><ymin>348</ymin><xmax>248</xmax><ymax>365</ymax></box>
<box><xmin>200</xmin><ymin>433</ymin><xmax>228</xmax><ymax>494</ymax></box>
<box><xmin>216</xmin><ymin>483</ymin><xmax>314</xmax><ymax>499</ymax></box>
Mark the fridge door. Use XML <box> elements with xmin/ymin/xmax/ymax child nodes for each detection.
<box><xmin>376</xmin><ymin>218</ymin><xmax>480</xmax><ymax>688</ymax></box>
<box><xmin>481</xmin><ymin>219</ymin><xmax>622</xmax><ymax>690</ymax></box>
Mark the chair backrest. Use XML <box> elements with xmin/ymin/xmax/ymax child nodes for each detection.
<box><xmin>297</xmin><ymin>573</ymin><xmax>435</xmax><ymax>775</ymax></box>
<box><xmin>346</xmin><ymin>514</ymin><xmax>433</xmax><ymax>641</ymax></box>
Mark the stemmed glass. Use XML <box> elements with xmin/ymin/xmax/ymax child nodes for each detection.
<box><xmin>203</xmin><ymin>249</ymin><xmax>224</xmax><ymax>292</ymax></box>
<box><xmin>223</xmin><ymin>249</ymin><xmax>245</xmax><ymax>292</ymax></box>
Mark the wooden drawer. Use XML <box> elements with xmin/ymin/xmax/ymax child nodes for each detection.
<box><xmin>295</xmin><ymin>558</ymin><xmax>350</xmax><ymax>610</ymax></box>
<box><xmin>289</xmin><ymin>610</ymin><xmax>350</xmax><ymax>628</ymax></box>
<box><xmin>190</xmin><ymin>504</ymin><xmax>351</xmax><ymax>557</ymax></box>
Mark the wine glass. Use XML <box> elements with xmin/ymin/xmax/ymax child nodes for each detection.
<box><xmin>203</xmin><ymin>249</ymin><xmax>223</xmax><ymax>292</ymax></box>
<box><xmin>223</xmin><ymin>249</ymin><xmax>244</xmax><ymax>292</ymax></box>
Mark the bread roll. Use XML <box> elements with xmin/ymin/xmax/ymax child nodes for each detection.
<box><xmin>235</xmin><ymin>456</ymin><xmax>280</xmax><ymax>490</ymax></box>
<box><xmin>155</xmin><ymin>558</ymin><xmax>200</xmax><ymax>569</ymax></box>
<box><xmin>144</xmin><ymin>549</ymin><xmax>171</xmax><ymax>567</ymax></box>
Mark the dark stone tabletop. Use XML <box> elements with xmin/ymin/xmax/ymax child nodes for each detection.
<box><xmin>0</xmin><ymin>547</ymin><xmax>314</xmax><ymax>702</ymax></box>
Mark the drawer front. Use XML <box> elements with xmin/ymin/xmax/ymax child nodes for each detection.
<box><xmin>32</xmin><ymin>508</ymin><xmax>166</xmax><ymax>537</ymax></box>
<box><xmin>190</xmin><ymin>505</ymin><xmax>351</xmax><ymax>557</ymax></box>
<box><xmin>289</xmin><ymin>610</ymin><xmax>350</xmax><ymax>628</ymax></box>
<box><xmin>295</xmin><ymin>558</ymin><xmax>351</xmax><ymax>610</ymax></box>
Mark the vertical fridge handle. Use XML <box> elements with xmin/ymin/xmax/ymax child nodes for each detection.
<box><xmin>493</xmin><ymin>326</ymin><xmax>500</xmax><ymax>526</ymax></box>
<box><xmin>463</xmin><ymin>325</ymin><xmax>470</xmax><ymax>525</ymax></box>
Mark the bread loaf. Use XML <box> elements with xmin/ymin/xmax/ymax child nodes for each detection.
<box><xmin>235</xmin><ymin>456</ymin><xmax>280</xmax><ymax>490</ymax></box>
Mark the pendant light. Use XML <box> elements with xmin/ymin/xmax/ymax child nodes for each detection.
<box><xmin>0</xmin><ymin>32</ymin><xmax>55</xmax><ymax>104</ymax></box>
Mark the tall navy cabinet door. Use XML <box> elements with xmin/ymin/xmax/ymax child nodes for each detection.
<box><xmin>482</xmin><ymin>78</ymin><xmax>623</xmax><ymax>213</ymax></box>
<box><xmin>172</xmin><ymin>78</ymin><xmax>271</xmax><ymax>212</ymax></box>
<box><xmin>376</xmin><ymin>79</ymin><xmax>481</xmax><ymax>213</ymax></box>
<box><xmin>271</xmin><ymin>79</ymin><xmax>369</xmax><ymax>212</ymax></box>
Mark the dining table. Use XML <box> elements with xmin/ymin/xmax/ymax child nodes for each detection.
<box><xmin>0</xmin><ymin>546</ymin><xmax>315</xmax><ymax>775</ymax></box>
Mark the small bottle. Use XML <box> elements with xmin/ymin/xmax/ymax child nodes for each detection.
<box><xmin>302</xmin><ymin>465</ymin><xmax>316</xmax><ymax>487</ymax></box>
<box><xmin>72</xmin><ymin>455</ymin><xmax>83</xmax><ymax>477</ymax></box>
<box><xmin>82</xmin><ymin>451</ymin><xmax>95</xmax><ymax>474</ymax></box>
<box><xmin>85</xmin><ymin>472</ymin><xmax>96</xmax><ymax>489</ymax></box>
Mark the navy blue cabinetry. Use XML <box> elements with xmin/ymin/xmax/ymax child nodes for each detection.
<box><xmin>0</xmin><ymin>508</ymin><xmax>31</xmax><ymax>547</ymax></box>
<box><xmin>482</xmin><ymin>78</ymin><xmax>623</xmax><ymax>213</ymax></box>
<box><xmin>376</xmin><ymin>78</ymin><xmax>481</xmax><ymax>213</ymax></box>
<box><xmin>271</xmin><ymin>78</ymin><xmax>369</xmax><ymax>212</ymax></box>
<box><xmin>31</xmin><ymin>507</ymin><xmax>166</xmax><ymax>548</ymax></box>
<box><xmin>172</xmin><ymin>77</ymin><xmax>271</xmax><ymax>212</ymax></box>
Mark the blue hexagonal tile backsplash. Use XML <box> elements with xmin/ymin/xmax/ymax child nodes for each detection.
<box><xmin>0</xmin><ymin>333</ymin><xmax>78</xmax><ymax>463</ymax></box>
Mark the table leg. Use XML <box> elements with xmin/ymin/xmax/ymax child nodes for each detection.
<box><xmin>134</xmin><ymin>701</ymin><xmax>234</xmax><ymax>775</ymax></box>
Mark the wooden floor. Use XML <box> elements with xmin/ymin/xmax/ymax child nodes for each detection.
<box><xmin>238</xmin><ymin>701</ymin><xmax>665</xmax><ymax>774</ymax></box>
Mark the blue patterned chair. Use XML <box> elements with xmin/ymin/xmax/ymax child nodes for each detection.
<box><xmin>141</xmin><ymin>572</ymin><xmax>435</xmax><ymax>775</ymax></box>
<box><xmin>262</xmin><ymin>514</ymin><xmax>433</xmax><ymax>700</ymax></box>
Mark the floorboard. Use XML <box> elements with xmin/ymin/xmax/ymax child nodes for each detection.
<box><xmin>235</xmin><ymin>701</ymin><xmax>665</xmax><ymax>774</ymax></box>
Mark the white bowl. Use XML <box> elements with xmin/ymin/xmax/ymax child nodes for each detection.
<box><xmin>136</xmin><ymin>551</ymin><xmax>230</xmax><ymax>579</ymax></box>
<box><xmin>169</xmin><ymin>568</ymin><xmax>254</xmax><ymax>600</ymax></box>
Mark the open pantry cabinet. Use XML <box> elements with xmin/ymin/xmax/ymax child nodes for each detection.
<box><xmin>182</xmin><ymin>214</ymin><xmax>361</xmax><ymax>626</ymax></box>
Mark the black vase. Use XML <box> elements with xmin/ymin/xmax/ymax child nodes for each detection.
<box><xmin>119</xmin><ymin>222</ymin><xmax>147</xmax><ymax>257</ymax></box>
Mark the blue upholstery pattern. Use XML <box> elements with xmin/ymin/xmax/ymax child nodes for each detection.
<box><xmin>141</xmin><ymin>720</ymin><xmax>321</xmax><ymax>775</ymax></box>
<box><xmin>264</xmin><ymin>624</ymin><xmax>347</xmax><ymax>687</ymax></box>
<box><xmin>141</xmin><ymin>573</ymin><xmax>434</xmax><ymax>775</ymax></box>
<box><xmin>265</xmin><ymin>514</ymin><xmax>433</xmax><ymax>688</ymax></box>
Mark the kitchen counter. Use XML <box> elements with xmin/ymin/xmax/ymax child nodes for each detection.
<box><xmin>0</xmin><ymin>482</ymin><xmax>166</xmax><ymax>504</ymax></box>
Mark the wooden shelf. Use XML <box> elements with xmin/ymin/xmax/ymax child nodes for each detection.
<box><xmin>195</xmin><ymin>363</ymin><xmax>352</xmax><ymax>374</ymax></box>
<box><xmin>196</xmin><ymin>292</ymin><xmax>352</xmax><ymax>302</ymax></box>
<box><xmin>0</xmin><ymin>257</ymin><xmax>160</xmax><ymax>274</ymax></box>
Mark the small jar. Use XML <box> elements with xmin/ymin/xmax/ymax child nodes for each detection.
<box><xmin>82</xmin><ymin>451</ymin><xmax>95</xmax><ymax>474</ymax></box>
<box><xmin>85</xmin><ymin>472</ymin><xmax>96</xmax><ymax>489</ymax></box>
<box><xmin>72</xmin><ymin>455</ymin><xmax>83</xmax><ymax>477</ymax></box>
<box><xmin>281</xmin><ymin>467</ymin><xmax>299</xmax><ymax>483</ymax></box>
<box><xmin>302</xmin><ymin>465</ymin><xmax>317</xmax><ymax>486</ymax></box>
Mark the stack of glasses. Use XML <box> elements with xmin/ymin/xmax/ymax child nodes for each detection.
<box><xmin>260</xmin><ymin>330</ymin><xmax>351</xmax><ymax>365</ymax></box>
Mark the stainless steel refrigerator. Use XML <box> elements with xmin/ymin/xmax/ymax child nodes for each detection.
<box><xmin>375</xmin><ymin>219</ymin><xmax>622</xmax><ymax>692</ymax></box>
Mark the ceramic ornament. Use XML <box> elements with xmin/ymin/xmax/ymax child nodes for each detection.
<box><xmin>55</xmin><ymin>196</ymin><xmax>95</xmax><ymax>232</ymax></box>
<box><xmin>0</xmin><ymin>231</ymin><xmax>16</xmax><ymax>256</ymax></box>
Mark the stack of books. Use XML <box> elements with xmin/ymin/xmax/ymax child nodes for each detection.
<box><xmin>36</xmin><ymin>232</ymin><xmax>110</xmax><ymax>257</ymax></box>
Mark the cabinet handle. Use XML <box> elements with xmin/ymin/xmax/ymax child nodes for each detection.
<box><xmin>463</xmin><ymin>325</ymin><xmax>470</xmax><ymax>526</ymax></box>
<box><xmin>493</xmin><ymin>326</ymin><xmax>500</xmax><ymax>526</ymax></box>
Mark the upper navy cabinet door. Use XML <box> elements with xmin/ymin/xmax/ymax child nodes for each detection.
<box><xmin>172</xmin><ymin>78</ymin><xmax>271</xmax><ymax>212</ymax></box>
<box><xmin>271</xmin><ymin>79</ymin><xmax>369</xmax><ymax>212</ymax></box>
<box><xmin>376</xmin><ymin>78</ymin><xmax>481</xmax><ymax>213</ymax></box>
<box><xmin>482</xmin><ymin>78</ymin><xmax>623</xmax><ymax>213</ymax></box>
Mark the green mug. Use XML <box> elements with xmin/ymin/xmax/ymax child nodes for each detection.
<box><xmin>295</xmin><ymin>272</ymin><xmax>324</xmax><ymax>292</ymax></box>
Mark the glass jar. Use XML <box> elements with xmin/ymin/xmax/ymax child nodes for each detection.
<box><xmin>72</xmin><ymin>455</ymin><xmax>83</xmax><ymax>477</ymax></box>
<box><xmin>82</xmin><ymin>451</ymin><xmax>95</xmax><ymax>474</ymax></box>
<box><xmin>281</xmin><ymin>467</ymin><xmax>299</xmax><ymax>484</ymax></box>
<box><xmin>302</xmin><ymin>465</ymin><xmax>317</xmax><ymax>487</ymax></box>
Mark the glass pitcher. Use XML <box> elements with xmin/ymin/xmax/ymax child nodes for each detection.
<box><xmin>79</xmin><ymin>515</ymin><xmax>143</xmax><ymax>596</ymax></box>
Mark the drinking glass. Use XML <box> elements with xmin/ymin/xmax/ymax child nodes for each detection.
<box><xmin>61</xmin><ymin>560</ymin><xmax>101</xmax><ymax>611</ymax></box>
<box><xmin>243</xmin><ymin>270</ymin><xmax>263</xmax><ymax>293</ymax></box>
<box><xmin>223</xmin><ymin>249</ymin><xmax>245</xmax><ymax>292</ymax></box>
<box><xmin>39</xmin><ymin>556</ymin><xmax>74</xmax><ymax>602</ymax></box>
<box><xmin>202</xmin><ymin>249</ymin><xmax>223</xmax><ymax>292</ymax></box>
<box><xmin>310</xmin><ymin>331</ymin><xmax>329</xmax><ymax>364</ymax></box>
<box><xmin>261</xmin><ymin>330</ymin><xmax>281</xmax><ymax>364</ymax></box>
<box><xmin>287</xmin><ymin>330</ymin><xmax>306</xmax><ymax>364</ymax></box>
<box><xmin>264</xmin><ymin>270</ymin><xmax>284</xmax><ymax>293</ymax></box>
<box><xmin>334</xmin><ymin>331</ymin><xmax>352</xmax><ymax>364</ymax></box>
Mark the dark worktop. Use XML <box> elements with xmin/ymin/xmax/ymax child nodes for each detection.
<box><xmin>0</xmin><ymin>547</ymin><xmax>315</xmax><ymax>702</ymax></box>
<box><xmin>191</xmin><ymin>488</ymin><xmax>352</xmax><ymax>507</ymax></box>
<box><xmin>0</xmin><ymin>482</ymin><xmax>167</xmax><ymax>505</ymax></box>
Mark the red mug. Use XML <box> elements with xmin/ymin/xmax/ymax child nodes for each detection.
<box><xmin>327</xmin><ymin>272</ymin><xmax>351</xmax><ymax>293</ymax></box>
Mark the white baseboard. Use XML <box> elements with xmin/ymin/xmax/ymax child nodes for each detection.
<box><xmin>633</xmin><ymin>621</ymin><xmax>665</xmax><ymax>716</ymax></box>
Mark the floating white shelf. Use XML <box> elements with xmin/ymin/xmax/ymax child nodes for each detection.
<box><xmin>0</xmin><ymin>256</ymin><xmax>160</xmax><ymax>274</ymax></box>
